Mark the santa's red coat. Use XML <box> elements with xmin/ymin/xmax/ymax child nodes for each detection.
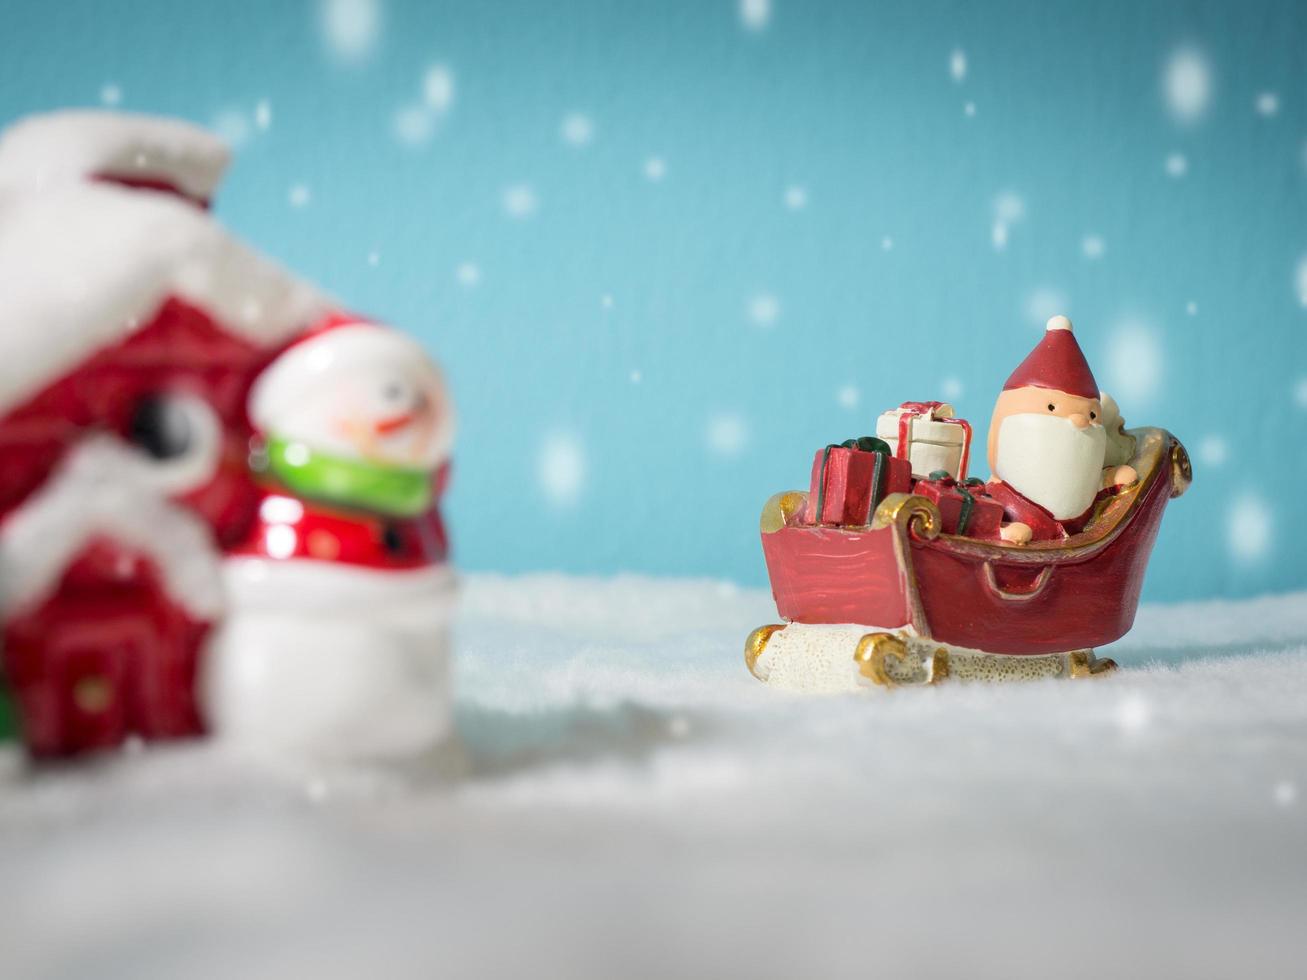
<box><xmin>983</xmin><ymin>480</ymin><xmax>1100</xmax><ymax>542</ymax></box>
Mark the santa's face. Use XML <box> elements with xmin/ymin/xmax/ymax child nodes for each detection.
<box><xmin>988</xmin><ymin>386</ymin><xmax>1106</xmax><ymax>520</ymax></box>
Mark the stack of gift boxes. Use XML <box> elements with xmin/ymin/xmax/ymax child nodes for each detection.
<box><xmin>803</xmin><ymin>401</ymin><xmax>1004</xmax><ymax>539</ymax></box>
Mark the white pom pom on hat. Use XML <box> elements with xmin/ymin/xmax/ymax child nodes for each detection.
<box><xmin>1046</xmin><ymin>314</ymin><xmax>1073</xmax><ymax>332</ymax></box>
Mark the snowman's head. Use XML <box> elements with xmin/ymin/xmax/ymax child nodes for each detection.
<box><xmin>249</xmin><ymin>322</ymin><xmax>454</xmax><ymax>470</ymax></box>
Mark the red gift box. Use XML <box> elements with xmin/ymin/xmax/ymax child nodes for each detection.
<box><xmin>804</xmin><ymin>439</ymin><xmax>913</xmax><ymax>526</ymax></box>
<box><xmin>912</xmin><ymin>473</ymin><xmax>1004</xmax><ymax>539</ymax></box>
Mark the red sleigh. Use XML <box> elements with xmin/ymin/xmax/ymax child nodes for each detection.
<box><xmin>751</xmin><ymin>427</ymin><xmax>1192</xmax><ymax>686</ymax></box>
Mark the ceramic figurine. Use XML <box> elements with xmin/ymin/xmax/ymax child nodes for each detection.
<box><xmin>0</xmin><ymin>111</ymin><xmax>456</xmax><ymax>760</ymax></box>
<box><xmin>201</xmin><ymin>318</ymin><xmax>457</xmax><ymax>760</ymax></box>
<box><xmin>747</xmin><ymin>315</ymin><xmax>1190</xmax><ymax>693</ymax></box>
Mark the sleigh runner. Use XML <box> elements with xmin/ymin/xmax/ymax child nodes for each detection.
<box><xmin>748</xmin><ymin>426</ymin><xmax>1191</xmax><ymax>690</ymax></box>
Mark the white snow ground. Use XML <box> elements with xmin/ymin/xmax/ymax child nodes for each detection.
<box><xmin>2</xmin><ymin>574</ymin><xmax>1305</xmax><ymax>979</ymax></box>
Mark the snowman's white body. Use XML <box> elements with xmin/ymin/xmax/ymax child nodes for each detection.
<box><xmin>202</xmin><ymin>557</ymin><xmax>457</xmax><ymax>761</ymax></box>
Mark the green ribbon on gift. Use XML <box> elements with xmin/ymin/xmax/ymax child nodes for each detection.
<box><xmin>262</xmin><ymin>435</ymin><xmax>433</xmax><ymax>517</ymax></box>
<box><xmin>928</xmin><ymin>469</ymin><xmax>986</xmax><ymax>535</ymax></box>
<box><xmin>840</xmin><ymin>436</ymin><xmax>892</xmax><ymax>455</ymax></box>
<box><xmin>816</xmin><ymin>437</ymin><xmax>894</xmax><ymax>526</ymax></box>
<box><xmin>0</xmin><ymin>684</ymin><xmax>17</xmax><ymax>743</ymax></box>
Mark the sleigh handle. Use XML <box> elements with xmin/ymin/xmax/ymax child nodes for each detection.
<box><xmin>871</xmin><ymin>494</ymin><xmax>942</xmax><ymax>636</ymax></box>
<box><xmin>981</xmin><ymin>563</ymin><xmax>1053</xmax><ymax>602</ymax></box>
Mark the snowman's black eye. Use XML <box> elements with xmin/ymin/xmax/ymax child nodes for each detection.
<box><xmin>1089</xmin><ymin>411</ymin><xmax>1097</xmax><ymax>420</ymax></box>
<box><xmin>1047</xmin><ymin>403</ymin><xmax>1056</xmax><ymax>412</ymax></box>
<box><xmin>383</xmin><ymin>382</ymin><xmax>405</xmax><ymax>402</ymax></box>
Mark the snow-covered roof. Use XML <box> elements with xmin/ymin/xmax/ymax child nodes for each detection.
<box><xmin>0</xmin><ymin>179</ymin><xmax>333</xmax><ymax>416</ymax></box>
<box><xmin>0</xmin><ymin>110</ymin><xmax>229</xmax><ymax>201</ymax></box>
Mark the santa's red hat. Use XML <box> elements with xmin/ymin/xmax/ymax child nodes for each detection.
<box><xmin>1003</xmin><ymin>315</ymin><xmax>1099</xmax><ymax>399</ymax></box>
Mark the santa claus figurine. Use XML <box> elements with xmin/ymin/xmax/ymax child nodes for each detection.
<box><xmin>986</xmin><ymin>316</ymin><xmax>1137</xmax><ymax>545</ymax></box>
<box><xmin>201</xmin><ymin>317</ymin><xmax>457</xmax><ymax>760</ymax></box>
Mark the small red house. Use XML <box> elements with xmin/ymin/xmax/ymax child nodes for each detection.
<box><xmin>0</xmin><ymin>112</ymin><xmax>332</xmax><ymax>756</ymax></box>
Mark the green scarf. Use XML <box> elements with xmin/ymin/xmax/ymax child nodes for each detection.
<box><xmin>264</xmin><ymin>435</ymin><xmax>432</xmax><ymax>517</ymax></box>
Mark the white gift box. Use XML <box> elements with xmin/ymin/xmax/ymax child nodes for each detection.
<box><xmin>875</xmin><ymin>401</ymin><xmax>973</xmax><ymax>480</ymax></box>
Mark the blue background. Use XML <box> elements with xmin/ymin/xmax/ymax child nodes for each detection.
<box><xmin>1</xmin><ymin>0</ymin><xmax>1304</xmax><ymax>600</ymax></box>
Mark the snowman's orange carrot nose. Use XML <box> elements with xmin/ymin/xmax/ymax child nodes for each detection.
<box><xmin>373</xmin><ymin>411</ymin><xmax>416</xmax><ymax>435</ymax></box>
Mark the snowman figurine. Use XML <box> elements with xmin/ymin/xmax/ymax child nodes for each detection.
<box><xmin>202</xmin><ymin>317</ymin><xmax>456</xmax><ymax>761</ymax></box>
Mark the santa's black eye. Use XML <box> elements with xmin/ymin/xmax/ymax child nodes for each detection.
<box><xmin>1047</xmin><ymin>403</ymin><xmax>1056</xmax><ymax>412</ymax></box>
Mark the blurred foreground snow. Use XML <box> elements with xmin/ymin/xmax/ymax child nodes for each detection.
<box><xmin>2</xmin><ymin>574</ymin><xmax>1306</xmax><ymax>979</ymax></box>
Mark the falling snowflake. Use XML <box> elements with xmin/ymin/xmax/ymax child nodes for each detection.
<box><xmin>837</xmin><ymin>385</ymin><xmax>860</xmax><ymax>409</ymax></box>
<box><xmin>601</xmin><ymin>294</ymin><xmax>614</xmax><ymax>310</ymax></box>
<box><xmin>629</xmin><ymin>369</ymin><xmax>642</xmax><ymax>384</ymax></box>
<box><xmin>1186</xmin><ymin>300</ymin><xmax>1198</xmax><ymax>315</ymax></box>
<box><xmin>1162</xmin><ymin>46</ymin><xmax>1211</xmax><ymax>123</ymax></box>
<box><xmin>455</xmin><ymin>262</ymin><xmax>480</xmax><ymax>287</ymax></box>
<box><xmin>784</xmin><ymin>185</ymin><xmax>808</xmax><ymax>210</ymax></box>
<box><xmin>367</xmin><ymin>250</ymin><xmax>380</xmax><ymax>267</ymax></box>
<box><xmin>739</xmin><ymin>0</ymin><xmax>770</xmax><ymax>31</ymax></box>
<box><xmin>1023</xmin><ymin>286</ymin><xmax>1069</xmax><ymax>326</ymax></box>
<box><xmin>1104</xmin><ymin>319</ymin><xmax>1163</xmax><ymax>404</ymax></box>
<box><xmin>643</xmin><ymin>156</ymin><xmax>667</xmax><ymax>182</ymax></box>
<box><xmin>320</xmin><ymin>0</ymin><xmax>380</xmax><ymax>64</ymax></box>
<box><xmin>1082</xmin><ymin>235</ymin><xmax>1106</xmax><ymax>259</ymax></box>
<box><xmin>254</xmin><ymin>99</ymin><xmax>273</xmax><ymax>131</ymax></box>
<box><xmin>288</xmin><ymin>184</ymin><xmax>312</xmax><ymax>208</ymax></box>
<box><xmin>99</xmin><ymin>83</ymin><xmax>122</xmax><ymax>107</ymax></box>
<box><xmin>1296</xmin><ymin>377</ymin><xmax>1307</xmax><ymax>410</ymax></box>
<box><xmin>881</xmin><ymin>236</ymin><xmax>894</xmax><ymax>251</ymax></box>
<box><xmin>560</xmin><ymin>112</ymin><xmax>595</xmax><ymax>146</ymax></box>
<box><xmin>705</xmin><ymin>413</ymin><xmax>749</xmax><ymax>457</ymax></box>
<box><xmin>964</xmin><ymin>101</ymin><xmax>976</xmax><ymax>118</ymax></box>
<box><xmin>994</xmin><ymin>191</ymin><xmax>1025</xmax><ymax>224</ymax></box>
<box><xmin>1255</xmin><ymin>92</ymin><xmax>1279</xmax><ymax>117</ymax></box>
<box><xmin>1227</xmin><ymin>492</ymin><xmax>1273</xmax><ymax>563</ymax></box>
<box><xmin>747</xmin><ymin>292</ymin><xmax>780</xmax><ymax>327</ymax></box>
<box><xmin>502</xmin><ymin>183</ymin><xmax>538</xmax><ymax>218</ymax></box>
<box><xmin>1274</xmin><ymin>780</ymin><xmax>1297</xmax><ymax>807</ymax></box>
<box><xmin>423</xmin><ymin>64</ymin><xmax>455</xmax><ymax>113</ymax></box>
<box><xmin>1295</xmin><ymin>254</ymin><xmax>1307</xmax><ymax>307</ymax></box>
<box><xmin>538</xmin><ymin>431</ymin><xmax>586</xmax><ymax>507</ymax></box>
<box><xmin>949</xmin><ymin>48</ymin><xmax>967</xmax><ymax>82</ymax></box>
<box><xmin>940</xmin><ymin>377</ymin><xmax>964</xmax><ymax>401</ymax></box>
<box><xmin>392</xmin><ymin>104</ymin><xmax>434</xmax><ymax>146</ymax></box>
<box><xmin>1164</xmin><ymin>152</ymin><xmax>1188</xmax><ymax>178</ymax></box>
<box><xmin>211</xmin><ymin>108</ymin><xmax>252</xmax><ymax>149</ymax></box>
<box><xmin>991</xmin><ymin>191</ymin><xmax>1025</xmax><ymax>251</ymax></box>
<box><xmin>1197</xmin><ymin>436</ymin><xmax>1227</xmax><ymax>467</ymax></box>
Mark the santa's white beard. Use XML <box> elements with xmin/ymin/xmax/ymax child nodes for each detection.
<box><xmin>994</xmin><ymin>413</ymin><xmax>1106</xmax><ymax>520</ymax></box>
